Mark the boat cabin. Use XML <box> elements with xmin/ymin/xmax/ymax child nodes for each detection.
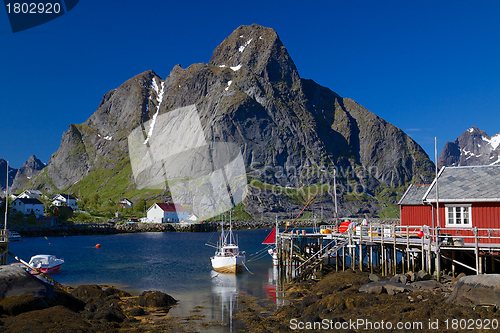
<box><xmin>218</xmin><ymin>245</ymin><xmax>239</xmax><ymax>257</ymax></box>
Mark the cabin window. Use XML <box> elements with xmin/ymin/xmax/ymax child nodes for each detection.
<box><xmin>445</xmin><ymin>205</ymin><xmax>471</xmax><ymax>227</ymax></box>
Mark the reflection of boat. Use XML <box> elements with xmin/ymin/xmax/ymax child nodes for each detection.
<box><xmin>211</xmin><ymin>270</ymin><xmax>237</xmax><ymax>331</ymax></box>
<box><xmin>8</xmin><ymin>231</ymin><xmax>21</xmax><ymax>241</ymax></box>
<box><xmin>211</xmin><ymin>270</ymin><xmax>237</xmax><ymax>300</ymax></box>
<box><xmin>28</xmin><ymin>254</ymin><xmax>64</xmax><ymax>274</ymax></box>
<box><xmin>210</xmin><ymin>213</ymin><xmax>245</xmax><ymax>274</ymax></box>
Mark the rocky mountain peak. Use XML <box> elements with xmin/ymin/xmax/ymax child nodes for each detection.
<box><xmin>0</xmin><ymin>159</ymin><xmax>17</xmax><ymax>193</ymax></box>
<box><xmin>10</xmin><ymin>155</ymin><xmax>46</xmax><ymax>192</ymax></box>
<box><xmin>28</xmin><ymin>24</ymin><xmax>435</xmax><ymax>218</ymax></box>
<box><xmin>438</xmin><ymin>127</ymin><xmax>500</xmax><ymax>167</ymax></box>
<box><xmin>209</xmin><ymin>24</ymin><xmax>300</xmax><ymax>86</ymax></box>
<box><xmin>23</xmin><ymin>155</ymin><xmax>45</xmax><ymax>171</ymax></box>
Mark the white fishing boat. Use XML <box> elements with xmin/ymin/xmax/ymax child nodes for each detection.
<box><xmin>209</xmin><ymin>213</ymin><xmax>245</xmax><ymax>274</ymax></box>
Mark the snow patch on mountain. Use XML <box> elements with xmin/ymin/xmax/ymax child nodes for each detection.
<box><xmin>488</xmin><ymin>134</ymin><xmax>500</xmax><ymax>150</ymax></box>
<box><xmin>144</xmin><ymin>78</ymin><xmax>164</xmax><ymax>145</ymax></box>
<box><xmin>238</xmin><ymin>38</ymin><xmax>252</xmax><ymax>52</ymax></box>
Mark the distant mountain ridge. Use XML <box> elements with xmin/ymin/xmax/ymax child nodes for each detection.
<box><xmin>23</xmin><ymin>24</ymin><xmax>435</xmax><ymax>217</ymax></box>
<box><xmin>11</xmin><ymin>155</ymin><xmax>46</xmax><ymax>192</ymax></box>
<box><xmin>438</xmin><ymin>126</ymin><xmax>500</xmax><ymax>168</ymax></box>
<box><xmin>0</xmin><ymin>159</ymin><xmax>17</xmax><ymax>193</ymax></box>
<box><xmin>0</xmin><ymin>155</ymin><xmax>46</xmax><ymax>194</ymax></box>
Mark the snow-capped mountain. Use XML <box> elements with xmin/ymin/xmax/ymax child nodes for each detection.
<box><xmin>438</xmin><ymin>126</ymin><xmax>500</xmax><ymax>168</ymax></box>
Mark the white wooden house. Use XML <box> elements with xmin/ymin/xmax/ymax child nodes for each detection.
<box><xmin>17</xmin><ymin>190</ymin><xmax>42</xmax><ymax>199</ymax></box>
<box><xmin>146</xmin><ymin>203</ymin><xmax>188</xmax><ymax>223</ymax></box>
<box><xmin>118</xmin><ymin>198</ymin><xmax>134</xmax><ymax>208</ymax></box>
<box><xmin>11</xmin><ymin>198</ymin><xmax>44</xmax><ymax>218</ymax></box>
<box><xmin>52</xmin><ymin>194</ymin><xmax>77</xmax><ymax>210</ymax></box>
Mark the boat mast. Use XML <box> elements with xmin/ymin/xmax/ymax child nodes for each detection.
<box><xmin>334</xmin><ymin>168</ymin><xmax>338</xmax><ymax>227</ymax></box>
<box><xmin>275</xmin><ymin>215</ymin><xmax>278</xmax><ymax>245</ymax></box>
<box><xmin>4</xmin><ymin>161</ymin><xmax>8</xmax><ymax>231</ymax></box>
<box><xmin>229</xmin><ymin>211</ymin><xmax>232</xmax><ymax>245</ymax></box>
<box><xmin>221</xmin><ymin>214</ymin><xmax>225</xmax><ymax>248</ymax></box>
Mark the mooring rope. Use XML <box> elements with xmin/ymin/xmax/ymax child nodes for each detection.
<box><xmin>243</xmin><ymin>261</ymin><xmax>254</xmax><ymax>274</ymax></box>
<box><xmin>246</xmin><ymin>245</ymin><xmax>274</xmax><ymax>262</ymax></box>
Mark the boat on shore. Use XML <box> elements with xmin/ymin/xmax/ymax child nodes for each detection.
<box><xmin>28</xmin><ymin>254</ymin><xmax>64</xmax><ymax>274</ymax></box>
<box><xmin>209</xmin><ymin>213</ymin><xmax>246</xmax><ymax>274</ymax></box>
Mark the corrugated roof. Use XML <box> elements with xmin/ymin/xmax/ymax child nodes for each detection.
<box><xmin>156</xmin><ymin>203</ymin><xmax>187</xmax><ymax>212</ymax></box>
<box><xmin>425</xmin><ymin>165</ymin><xmax>500</xmax><ymax>202</ymax></box>
<box><xmin>398</xmin><ymin>184</ymin><xmax>431</xmax><ymax>205</ymax></box>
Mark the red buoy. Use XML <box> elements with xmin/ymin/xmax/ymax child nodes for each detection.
<box><xmin>417</xmin><ymin>231</ymin><xmax>424</xmax><ymax>238</ymax></box>
<box><xmin>95</xmin><ymin>244</ymin><xmax>101</xmax><ymax>248</ymax></box>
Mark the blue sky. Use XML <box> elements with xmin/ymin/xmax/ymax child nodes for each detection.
<box><xmin>1</xmin><ymin>0</ymin><xmax>500</xmax><ymax>168</ymax></box>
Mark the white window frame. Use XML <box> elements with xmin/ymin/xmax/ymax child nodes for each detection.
<box><xmin>445</xmin><ymin>204</ymin><xmax>472</xmax><ymax>227</ymax></box>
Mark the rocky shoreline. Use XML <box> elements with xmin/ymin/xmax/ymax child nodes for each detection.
<box><xmin>0</xmin><ymin>265</ymin><xmax>182</xmax><ymax>332</ymax></box>
<box><xmin>12</xmin><ymin>218</ymin><xmax>400</xmax><ymax>238</ymax></box>
<box><xmin>2</xmin><ymin>263</ymin><xmax>500</xmax><ymax>332</ymax></box>
<box><xmin>236</xmin><ymin>269</ymin><xmax>500</xmax><ymax>332</ymax></box>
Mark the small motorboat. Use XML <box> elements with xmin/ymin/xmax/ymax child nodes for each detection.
<box><xmin>28</xmin><ymin>254</ymin><xmax>64</xmax><ymax>274</ymax></box>
<box><xmin>8</xmin><ymin>231</ymin><xmax>21</xmax><ymax>241</ymax></box>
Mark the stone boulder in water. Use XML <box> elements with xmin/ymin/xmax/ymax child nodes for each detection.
<box><xmin>138</xmin><ymin>291</ymin><xmax>177</xmax><ymax>308</ymax></box>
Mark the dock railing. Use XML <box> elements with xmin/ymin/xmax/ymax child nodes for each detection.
<box><xmin>319</xmin><ymin>223</ymin><xmax>500</xmax><ymax>248</ymax></box>
<box><xmin>0</xmin><ymin>229</ymin><xmax>7</xmax><ymax>243</ymax></box>
<box><xmin>316</xmin><ymin>223</ymin><xmax>500</xmax><ymax>275</ymax></box>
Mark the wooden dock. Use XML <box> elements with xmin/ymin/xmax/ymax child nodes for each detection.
<box><xmin>0</xmin><ymin>229</ymin><xmax>9</xmax><ymax>265</ymax></box>
<box><xmin>276</xmin><ymin>223</ymin><xmax>500</xmax><ymax>281</ymax></box>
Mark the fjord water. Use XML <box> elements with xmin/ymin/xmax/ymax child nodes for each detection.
<box><xmin>8</xmin><ymin>229</ymin><xmax>280</xmax><ymax>332</ymax></box>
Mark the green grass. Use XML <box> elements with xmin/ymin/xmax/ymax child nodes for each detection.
<box><xmin>378</xmin><ymin>204</ymin><xmax>400</xmax><ymax>218</ymax></box>
<box><xmin>63</xmin><ymin>156</ymin><xmax>165</xmax><ymax>210</ymax></box>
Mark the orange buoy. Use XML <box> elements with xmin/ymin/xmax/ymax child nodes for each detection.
<box><xmin>95</xmin><ymin>244</ymin><xmax>101</xmax><ymax>248</ymax></box>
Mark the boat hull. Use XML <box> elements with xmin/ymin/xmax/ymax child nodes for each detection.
<box><xmin>30</xmin><ymin>264</ymin><xmax>62</xmax><ymax>274</ymax></box>
<box><xmin>212</xmin><ymin>264</ymin><xmax>244</xmax><ymax>274</ymax></box>
<box><xmin>211</xmin><ymin>255</ymin><xmax>245</xmax><ymax>274</ymax></box>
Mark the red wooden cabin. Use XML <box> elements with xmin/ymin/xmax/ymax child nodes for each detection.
<box><xmin>398</xmin><ymin>165</ymin><xmax>500</xmax><ymax>245</ymax></box>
